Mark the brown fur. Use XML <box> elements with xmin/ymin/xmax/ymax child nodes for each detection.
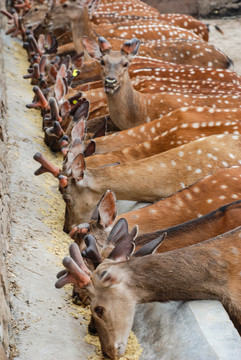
<box><xmin>57</xmin><ymin>226</ymin><xmax>241</xmax><ymax>358</ymax></box>
<box><xmin>61</xmin><ymin>135</ymin><xmax>241</xmax><ymax>232</ymax></box>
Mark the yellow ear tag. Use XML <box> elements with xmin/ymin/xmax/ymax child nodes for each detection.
<box><xmin>72</xmin><ymin>100</ymin><xmax>78</xmax><ymax>105</ymax></box>
<box><xmin>45</xmin><ymin>45</ymin><xmax>48</xmax><ymax>49</ymax></box>
<box><xmin>72</xmin><ymin>69</ymin><xmax>78</xmax><ymax>77</ymax></box>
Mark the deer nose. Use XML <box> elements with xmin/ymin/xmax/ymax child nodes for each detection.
<box><xmin>115</xmin><ymin>343</ymin><xmax>126</xmax><ymax>357</ymax></box>
<box><xmin>105</xmin><ymin>77</ymin><xmax>117</xmax><ymax>88</ymax></box>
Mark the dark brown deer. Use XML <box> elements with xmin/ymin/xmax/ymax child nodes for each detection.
<box><xmin>56</xmin><ymin>226</ymin><xmax>241</xmax><ymax>358</ymax></box>
<box><xmin>98</xmin><ymin>200</ymin><xmax>241</xmax><ymax>258</ymax></box>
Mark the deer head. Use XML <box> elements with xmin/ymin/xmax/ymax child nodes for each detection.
<box><xmin>56</xmin><ymin>233</ymin><xmax>165</xmax><ymax>358</ymax></box>
<box><xmin>69</xmin><ymin>189</ymin><xmax>118</xmax><ymax>250</ymax></box>
<box><xmin>48</xmin><ymin>0</ymin><xmax>86</xmax><ymax>24</ymax></box>
<box><xmin>83</xmin><ymin>36</ymin><xmax>140</xmax><ymax>95</ymax></box>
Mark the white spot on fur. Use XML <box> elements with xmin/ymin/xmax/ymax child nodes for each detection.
<box><xmin>193</xmin><ymin>187</ymin><xmax>200</xmax><ymax>193</ymax></box>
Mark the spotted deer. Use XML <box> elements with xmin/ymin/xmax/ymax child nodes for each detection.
<box><xmin>40</xmin><ymin>56</ymin><xmax>241</xmax><ymax>124</ymax></box>
<box><xmin>71</xmin><ymin>72</ymin><xmax>241</xmax><ymax>122</ymax></box>
<box><xmin>34</xmin><ymin>134</ymin><xmax>241</xmax><ymax>232</ymax></box>
<box><xmin>71</xmin><ymin>199</ymin><xmax>241</xmax><ymax>263</ymax></box>
<box><xmin>80</xmin><ymin>107</ymin><xmax>241</xmax><ymax>155</ymax></box>
<box><xmin>56</xmin><ymin>226</ymin><xmax>241</xmax><ymax>359</ymax></box>
<box><xmin>83</xmin><ymin>37</ymin><xmax>240</xmax><ymax>130</ymax></box>
<box><xmin>132</xmin><ymin>200</ymin><xmax>241</xmax><ymax>253</ymax></box>
<box><xmin>68</xmin><ymin>165</ymin><xmax>241</xmax><ymax>245</ymax></box>
<box><xmin>91</xmin><ymin>0</ymin><xmax>215</xmax><ymax>42</ymax></box>
<box><xmin>81</xmin><ymin>108</ymin><xmax>241</xmax><ymax>168</ymax></box>
<box><xmin>48</xmin><ymin>0</ymin><xmax>201</xmax><ymax>54</ymax></box>
<box><xmin>68</xmin><ymin>54</ymin><xmax>240</xmax><ymax>94</ymax></box>
<box><xmin>47</xmin><ymin>0</ymin><xmax>232</xmax><ymax>68</ymax></box>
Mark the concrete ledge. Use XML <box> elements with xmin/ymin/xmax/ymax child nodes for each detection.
<box><xmin>133</xmin><ymin>300</ymin><xmax>241</xmax><ymax>359</ymax></box>
<box><xmin>142</xmin><ymin>0</ymin><xmax>241</xmax><ymax>17</ymax></box>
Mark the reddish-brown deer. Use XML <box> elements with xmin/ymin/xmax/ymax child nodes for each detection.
<box><xmin>83</xmin><ymin>37</ymin><xmax>240</xmax><ymax>130</ymax></box>
<box><xmin>47</xmin><ymin>0</ymin><xmax>231</xmax><ymax>68</ymax></box>
<box><xmin>56</xmin><ymin>226</ymin><xmax>241</xmax><ymax>358</ymax></box>
<box><xmin>82</xmin><ymin>108</ymin><xmax>241</xmax><ymax>168</ymax></box>
<box><xmin>69</xmin><ymin>165</ymin><xmax>241</xmax><ymax>245</ymax></box>
<box><xmin>34</xmin><ymin>134</ymin><xmax>241</xmax><ymax>232</ymax></box>
<box><xmin>92</xmin><ymin>0</ymin><xmax>214</xmax><ymax>42</ymax></box>
<box><xmin>80</xmin><ymin>107</ymin><xmax>241</xmax><ymax>155</ymax></box>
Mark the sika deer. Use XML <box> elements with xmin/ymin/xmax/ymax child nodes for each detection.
<box><xmin>47</xmin><ymin>0</ymin><xmax>231</xmax><ymax>67</ymax></box>
<box><xmin>56</xmin><ymin>226</ymin><xmax>241</xmax><ymax>359</ymax></box>
<box><xmin>83</xmin><ymin>109</ymin><xmax>241</xmax><ymax>168</ymax></box>
<box><xmin>70</xmin><ymin>165</ymin><xmax>241</xmax><ymax>244</ymax></box>
<box><xmin>83</xmin><ymin>37</ymin><xmax>240</xmax><ymax>129</ymax></box>
<box><xmin>34</xmin><ymin>134</ymin><xmax>241</xmax><ymax>232</ymax></box>
<box><xmin>72</xmin><ymin>199</ymin><xmax>241</xmax><ymax>264</ymax></box>
<box><xmin>48</xmin><ymin>0</ymin><xmax>199</xmax><ymax>54</ymax></box>
<box><xmin>73</xmin><ymin>199</ymin><xmax>241</xmax><ymax>306</ymax></box>
<box><xmin>102</xmin><ymin>200</ymin><xmax>241</xmax><ymax>257</ymax></box>
<box><xmin>81</xmin><ymin>107</ymin><xmax>241</xmax><ymax>155</ymax></box>
<box><xmin>92</xmin><ymin>1</ymin><xmax>213</xmax><ymax>42</ymax></box>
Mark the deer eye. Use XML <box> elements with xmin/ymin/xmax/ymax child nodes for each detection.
<box><xmin>62</xmin><ymin>3</ymin><xmax>68</xmax><ymax>8</ymax></box>
<box><xmin>34</xmin><ymin>7</ymin><xmax>38</xmax><ymax>11</ymax></box>
<box><xmin>94</xmin><ymin>306</ymin><xmax>104</xmax><ymax>318</ymax></box>
<box><xmin>123</xmin><ymin>62</ymin><xmax>128</xmax><ymax>67</ymax></box>
<box><xmin>63</xmin><ymin>196</ymin><xmax>72</xmax><ymax>205</ymax></box>
<box><xmin>100</xmin><ymin>60</ymin><xmax>105</xmax><ymax>66</ymax></box>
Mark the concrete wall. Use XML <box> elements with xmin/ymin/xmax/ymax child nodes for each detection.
<box><xmin>0</xmin><ymin>2</ymin><xmax>11</xmax><ymax>359</ymax></box>
<box><xmin>143</xmin><ymin>0</ymin><xmax>241</xmax><ymax>16</ymax></box>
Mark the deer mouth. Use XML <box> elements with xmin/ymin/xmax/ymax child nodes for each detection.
<box><xmin>104</xmin><ymin>85</ymin><xmax>120</xmax><ymax>95</ymax></box>
<box><xmin>104</xmin><ymin>78</ymin><xmax>120</xmax><ymax>95</ymax></box>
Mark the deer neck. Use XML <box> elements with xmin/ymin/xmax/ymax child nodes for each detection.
<box><xmin>71</xmin><ymin>7</ymin><xmax>97</xmax><ymax>55</ymax></box>
<box><xmin>86</xmin><ymin>161</ymin><xmax>172</xmax><ymax>202</ymax></box>
<box><xmin>122</xmin><ymin>239</ymin><xmax>229</xmax><ymax>304</ymax></box>
<box><xmin>106</xmin><ymin>72</ymin><xmax>147</xmax><ymax>130</ymax></box>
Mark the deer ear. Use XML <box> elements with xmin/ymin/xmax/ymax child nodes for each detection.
<box><xmin>71</xmin><ymin>153</ymin><xmax>85</xmax><ymax>182</ymax></box>
<box><xmin>107</xmin><ymin>225</ymin><xmax>137</xmax><ymax>261</ymax></box>
<box><xmin>54</xmin><ymin>75</ymin><xmax>66</xmax><ymax>103</ymax></box>
<box><xmin>133</xmin><ymin>233</ymin><xmax>167</xmax><ymax>257</ymax></box>
<box><xmin>60</xmin><ymin>100</ymin><xmax>71</xmax><ymax>119</ymax></box>
<box><xmin>98</xmin><ymin>36</ymin><xmax>112</xmax><ymax>52</ymax></box>
<box><xmin>83</xmin><ymin>36</ymin><xmax>102</xmax><ymax>60</ymax></box>
<box><xmin>84</xmin><ymin>140</ymin><xmax>96</xmax><ymax>157</ymax></box>
<box><xmin>106</xmin><ymin>218</ymin><xmax>129</xmax><ymax>244</ymax></box>
<box><xmin>71</xmin><ymin>119</ymin><xmax>86</xmax><ymax>142</ymax></box>
<box><xmin>92</xmin><ymin>118</ymin><xmax>107</xmax><ymax>138</ymax></box>
<box><xmin>73</xmin><ymin>98</ymin><xmax>90</xmax><ymax>123</ymax></box>
<box><xmin>121</xmin><ymin>38</ymin><xmax>140</xmax><ymax>58</ymax></box>
<box><xmin>97</xmin><ymin>190</ymin><xmax>117</xmax><ymax>228</ymax></box>
<box><xmin>98</xmin><ymin>268</ymin><xmax>123</xmax><ymax>288</ymax></box>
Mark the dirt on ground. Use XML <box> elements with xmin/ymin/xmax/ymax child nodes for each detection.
<box><xmin>1</xmin><ymin>13</ymin><xmax>241</xmax><ymax>360</ymax></box>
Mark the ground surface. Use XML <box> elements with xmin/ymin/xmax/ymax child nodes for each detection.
<box><xmin>3</xmin><ymin>32</ymin><xmax>97</xmax><ymax>360</ymax></box>
<box><xmin>2</xmin><ymin>15</ymin><xmax>241</xmax><ymax>360</ymax></box>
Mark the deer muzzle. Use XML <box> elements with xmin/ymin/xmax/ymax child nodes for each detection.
<box><xmin>104</xmin><ymin>77</ymin><xmax>118</xmax><ymax>93</ymax></box>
